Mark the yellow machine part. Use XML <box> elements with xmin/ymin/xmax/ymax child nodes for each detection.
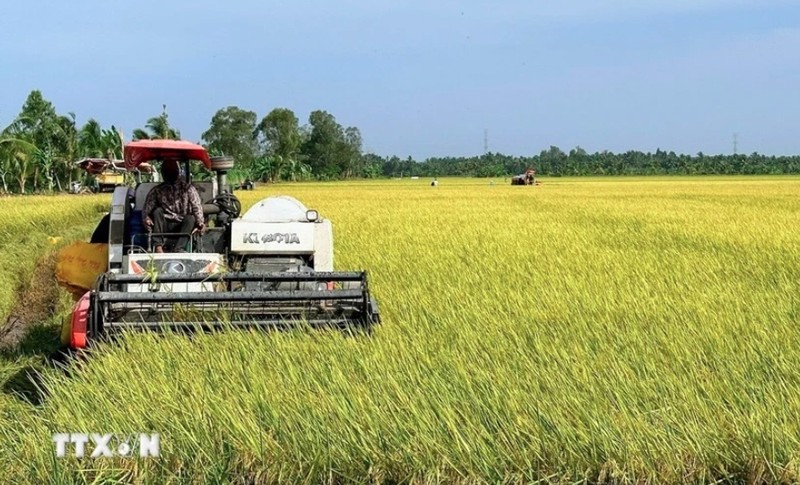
<box><xmin>97</xmin><ymin>172</ymin><xmax>125</xmax><ymax>185</ymax></box>
<box><xmin>60</xmin><ymin>315</ymin><xmax>71</xmax><ymax>346</ymax></box>
<box><xmin>55</xmin><ymin>241</ymin><xmax>108</xmax><ymax>299</ymax></box>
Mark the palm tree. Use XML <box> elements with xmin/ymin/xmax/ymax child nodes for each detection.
<box><xmin>47</xmin><ymin>113</ymin><xmax>78</xmax><ymax>190</ymax></box>
<box><xmin>0</xmin><ymin>134</ymin><xmax>38</xmax><ymax>193</ymax></box>
<box><xmin>0</xmin><ymin>135</ymin><xmax>37</xmax><ymax>192</ymax></box>
<box><xmin>132</xmin><ymin>105</ymin><xmax>180</xmax><ymax>140</ymax></box>
<box><xmin>1</xmin><ymin>114</ymin><xmax>75</xmax><ymax>192</ymax></box>
<box><xmin>102</xmin><ymin>126</ymin><xmax>124</xmax><ymax>160</ymax></box>
<box><xmin>78</xmin><ymin>119</ymin><xmax>104</xmax><ymax>157</ymax></box>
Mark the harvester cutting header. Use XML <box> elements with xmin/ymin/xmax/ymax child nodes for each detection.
<box><xmin>60</xmin><ymin>139</ymin><xmax>380</xmax><ymax>349</ymax></box>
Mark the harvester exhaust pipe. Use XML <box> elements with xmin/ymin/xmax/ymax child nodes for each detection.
<box><xmin>211</xmin><ymin>155</ymin><xmax>234</xmax><ymax>193</ymax></box>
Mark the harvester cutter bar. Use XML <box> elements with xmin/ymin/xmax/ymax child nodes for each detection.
<box><xmin>104</xmin><ymin>319</ymin><xmax>359</xmax><ymax>329</ymax></box>
<box><xmin>97</xmin><ymin>289</ymin><xmax>364</xmax><ymax>303</ymax></box>
<box><xmin>87</xmin><ymin>270</ymin><xmax>379</xmax><ymax>341</ymax></box>
<box><xmin>104</xmin><ymin>271</ymin><xmax>367</xmax><ymax>284</ymax></box>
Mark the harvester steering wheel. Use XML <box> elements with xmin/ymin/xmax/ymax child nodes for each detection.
<box><xmin>213</xmin><ymin>193</ymin><xmax>241</xmax><ymax>218</ymax></box>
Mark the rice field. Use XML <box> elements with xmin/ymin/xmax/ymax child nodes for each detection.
<box><xmin>2</xmin><ymin>176</ymin><xmax>800</xmax><ymax>484</ymax></box>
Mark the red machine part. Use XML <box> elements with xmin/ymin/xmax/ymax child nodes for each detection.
<box><xmin>124</xmin><ymin>139</ymin><xmax>212</xmax><ymax>171</ymax></box>
<box><xmin>70</xmin><ymin>292</ymin><xmax>91</xmax><ymax>349</ymax></box>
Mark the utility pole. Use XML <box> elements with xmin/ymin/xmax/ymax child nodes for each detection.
<box><xmin>484</xmin><ymin>129</ymin><xmax>488</xmax><ymax>154</ymax></box>
<box><xmin>733</xmin><ymin>133</ymin><xmax>738</xmax><ymax>155</ymax></box>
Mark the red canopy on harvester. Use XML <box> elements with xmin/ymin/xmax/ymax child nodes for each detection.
<box><xmin>123</xmin><ymin>139</ymin><xmax>211</xmax><ymax>171</ymax></box>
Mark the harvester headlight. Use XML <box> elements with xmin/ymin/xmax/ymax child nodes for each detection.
<box><xmin>163</xmin><ymin>261</ymin><xmax>186</xmax><ymax>274</ymax></box>
<box><xmin>306</xmin><ymin>210</ymin><xmax>319</xmax><ymax>222</ymax></box>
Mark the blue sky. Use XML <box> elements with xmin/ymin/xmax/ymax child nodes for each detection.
<box><xmin>0</xmin><ymin>1</ymin><xmax>798</xmax><ymax>160</ymax></box>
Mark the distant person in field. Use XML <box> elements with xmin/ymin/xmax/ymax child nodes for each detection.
<box><xmin>143</xmin><ymin>160</ymin><xmax>204</xmax><ymax>253</ymax></box>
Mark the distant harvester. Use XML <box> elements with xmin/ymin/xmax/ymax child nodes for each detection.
<box><xmin>511</xmin><ymin>169</ymin><xmax>537</xmax><ymax>186</ymax></box>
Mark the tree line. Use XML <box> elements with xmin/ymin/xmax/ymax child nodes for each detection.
<box><xmin>409</xmin><ymin>146</ymin><xmax>800</xmax><ymax>178</ymax></box>
<box><xmin>1</xmin><ymin>90</ymin><xmax>798</xmax><ymax>194</ymax></box>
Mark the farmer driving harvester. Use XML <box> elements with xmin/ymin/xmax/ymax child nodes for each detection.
<box><xmin>143</xmin><ymin>159</ymin><xmax>205</xmax><ymax>253</ymax></box>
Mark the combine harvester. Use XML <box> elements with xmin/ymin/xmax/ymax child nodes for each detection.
<box><xmin>511</xmin><ymin>169</ymin><xmax>539</xmax><ymax>185</ymax></box>
<box><xmin>60</xmin><ymin>140</ymin><xmax>380</xmax><ymax>349</ymax></box>
<box><xmin>71</xmin><ymin>158</ymin><xmax>159</xmax><ymax>193</ymax></box>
